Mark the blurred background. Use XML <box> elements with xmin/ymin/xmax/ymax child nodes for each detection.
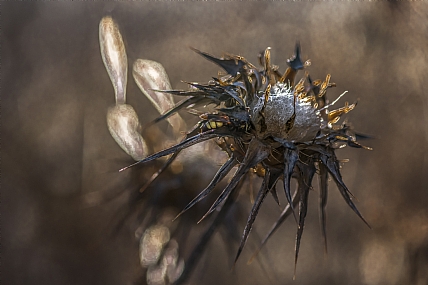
<box><xmin>2</xmin><ymin>2</ymin><xmax>428</xmax><ymax>285</ymax></box>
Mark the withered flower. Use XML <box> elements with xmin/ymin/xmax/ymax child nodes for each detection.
<box><xmin>122</xmin><ymin>42</ymin><xmax>372</xmax><ymax>277</ymax></box>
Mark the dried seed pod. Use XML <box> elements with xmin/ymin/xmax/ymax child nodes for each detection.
<box><xmin>107</xmin><ymin>104</ymin><xmax>147</xmax><ymax>161</ymax></box>
<box><xmin>99</xmin><ymin>16</ymin><xmax>128</xmax><ymax>105</ymax></box>
<box><xmin>133</xmin><ymin>59</ymin><xmax>186</xmax><ymax>132</ymax></box>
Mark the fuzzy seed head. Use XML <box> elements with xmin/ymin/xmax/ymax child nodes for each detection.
<box><xmin>251</xmin><ymin>83</ymin><xmax>321</xmax><ymax>142</ymax></box>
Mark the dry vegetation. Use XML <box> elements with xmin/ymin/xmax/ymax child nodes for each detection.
<box><xmin>3</xmin><ymin>2</ymin><xmax>428</xmax><ymax>285</ymax></box>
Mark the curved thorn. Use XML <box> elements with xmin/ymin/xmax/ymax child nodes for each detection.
<box><xmin>140</xmin><ymin>126</ymin><xmax>204</xmax><ymax>193</ymax></box>
<box><xmin>198</xmin><ymin>138</ymin><xmax>271</xmax><ymax>223</ymax></box>
<box><xmin>284</xmin><ymin>148</ymin><xmax>299</xmax><ymax>223</ymax></box>
<box><xmin>173</xmin><ymin>155</ymin><xmax>238</xmax><ymax>221</ymax></box>
<box><xmin>270</xmin><ymin>188</ymin><xmax>280</xmax><ymax>206</ymax></box>
<box><xmin>120</xmin><ymin>129</ymin><xmax>232</xmax><ymax>171</ymax></box>
<box><xmin>249</xmin><ymin>189</ymin><xmax>299</xmax><ymax>263</ymax></box>
<box><xmin>190</xmin><ymin>47</ymin><xmax>246</xmax><ymax>77</ymax></box>
<box><xmin>267</xmin><ymin>167</ymin><xmax>282</xmax><ymax>205</ymax></box>
<box><xmin>319</xmin><ymin>148</ymin><xmax>371</xmax><ymax>228</ymax></box>
<box><xmin>145</xmin><ymin>96</ymin><xmax>204</xmax><ymax>129</ymax></box>
<box><xmin>197</xmin><ymin>167</ymin><xmax>245</xmax><ymax>224</ymax></box>
<box><xmin>152</xmin><ymin>89</ymin><xmax>208</xmax><ymax>97</ymax></box>
<box><xmin>294</xmin><ymin>161</ymin><xmax>316</xmax><ymax>279</ymax></box>
<box><xmin>318</xmin><ymin>163</ymin><xmax>329</xmax><ymax>256</ymax></box>
<box><xmin>139</xmin><ymin>151</ymin><xmax>180</xmax><ymax>193</ymax></box>
<box><xmin>172</xmin><ymin>183</ymin><xmax>240</xmax><ymax>285</ymax></box>
<box><xmin>235</xmin><ymin>169</ymin><xmax>270</xmax><ymax>263</ymax></box>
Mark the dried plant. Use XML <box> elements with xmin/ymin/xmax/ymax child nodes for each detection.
<box><xmin>100</xmin><ymin>16</ymin><xmax>371</xmax><ymax>284</ymax></box>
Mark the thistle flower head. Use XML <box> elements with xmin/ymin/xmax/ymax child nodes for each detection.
<box><xmin>109</xmin><ymin>33</ymin><xmax>372</xmax><ymax>281</ymax></box>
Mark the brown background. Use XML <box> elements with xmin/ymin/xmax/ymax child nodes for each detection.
<box><xmin>3</xmin><ymin>2</ymin><xmax>428</xmax><ymax>285</ymax></box>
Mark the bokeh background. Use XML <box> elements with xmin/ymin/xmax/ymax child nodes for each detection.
<box><xmin>3</xmin><ymin>2</ymin><xmax>428</xmax><ymax>285</ymax></box>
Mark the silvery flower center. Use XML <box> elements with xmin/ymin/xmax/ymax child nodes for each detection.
<box><xmin>250</xmin><ymin>83</ymin><xmax>321</xmax><ymax>142</ymax></box>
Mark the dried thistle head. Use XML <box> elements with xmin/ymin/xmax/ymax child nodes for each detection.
<box><xmin>124</xmin><ymin>43</ymin><xmax>372</xmax><ymax>276</ymax></box>
<box><xmin>100</xmin><ymin>16</ymin><xmax>372</xmax><ymax>283</ymax></box>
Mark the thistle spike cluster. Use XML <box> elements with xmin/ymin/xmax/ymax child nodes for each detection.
<box><xmin>101</xmin><ymin>16</ymin><xmax>372</xmax><ymax>283</ymax></box>
<box><xmin>126</xmin><ymin>44</ymin><xmax>372</xmax><ymax>274</ymax></box>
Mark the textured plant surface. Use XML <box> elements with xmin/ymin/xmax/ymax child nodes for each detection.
<box><xmin>101</xmin><ymin>15</ymin><xmax>374</xmax><ymax>283</ymax></box>
<box><xmin>129</xmin><ymin>43</ymin><xmax>372</xmax><ymax>269</ymax></box>
<box><xmin>5</xmin><ymin>4</ymin><xmax>428</xmax><ymax>285</ymax></box>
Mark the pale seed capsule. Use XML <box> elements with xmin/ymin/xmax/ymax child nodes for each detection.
<box><xmin>107</xmin><ymin>104</ymin><xmax>148</xmax><ymax>161</ymax></box>
<box><xmin>99</xmin><ymin>16</ymin><xmax>128</xmax><ymax>105</ymax></box>
<box><xmin>133</xmin><ymin>59</ymin><xmax>186</xmax><ymax>132</ymax></box>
